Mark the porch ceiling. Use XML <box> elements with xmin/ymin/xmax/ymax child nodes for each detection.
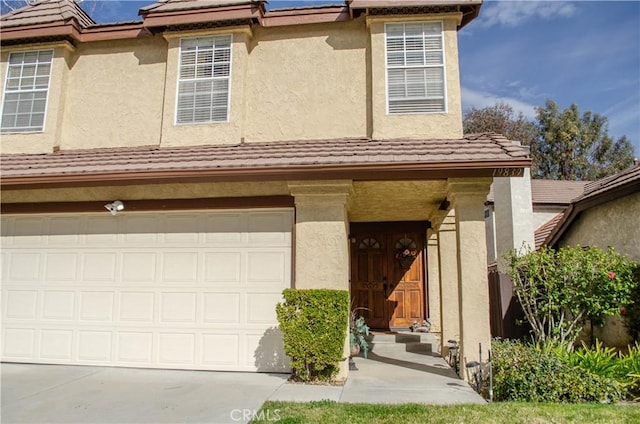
<box><xmin>349</xmin><ymin>180</ymin><xmax>447</xmax><ymax>222</ymax></box>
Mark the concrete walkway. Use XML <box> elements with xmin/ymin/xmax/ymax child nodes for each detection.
<box><xmin>269</xmin><ymin>348</ymin><xmax>485</xmax><ymax>405</ymax></box>
<box><xmin>2</xmin><ymin>351</ymin><xmax>483</xmax><ymax>423</ymax></box>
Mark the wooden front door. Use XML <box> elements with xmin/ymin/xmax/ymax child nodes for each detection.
<box><xmin>350</xmin><ymin>222</ymin><xmax>427</xmax><ymax>330</ymax></box>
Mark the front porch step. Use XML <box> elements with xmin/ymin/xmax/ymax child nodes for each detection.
<box><xmin>365</xmin><ymin>332</ymin><xmax>437</xmax><ymax>355</ymax></box>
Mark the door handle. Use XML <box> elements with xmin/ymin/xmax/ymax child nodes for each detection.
<box><xmin>383</xmin><ymin>276</ymin><xmax>388</xmax><ymax>297</ymax></box>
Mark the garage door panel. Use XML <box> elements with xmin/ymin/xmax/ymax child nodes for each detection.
<box><xmin>160</xmin><ymin>292</ymin><xmax>197</xmax><ymax>323</ymax></box>
<box><xmin>42</xmin><ymin>291</ymin><xmax>75</xmax><ymax>320</ymax></box>
<box><xmin>205</xmin><ymin>214</ymin><xmax>244</xmax><ymax>244</ymax></box>
<box><xmin>82</xmin><ymin>252</ymin><xmax>118</xmax><ymax>282</ymax></box>
<box><xmin>122</xmin><ymin>252</ymin><xmax>157</xmax><ymax>283</ymax></box>
<box><xmin>8</xmin><ymin>252</ymin><xmax>41</xmax><ymax>281</ymax></box>
<box><xmin>78</xmin><ymin>330</ymin><xmax>113</xmax><ymax>361</ymax></box>
<box><xmin>79</xmin><ymin>291</ymin><xmax>115</xmax><ymax>321</ymax></box>
<box><xmin>3</xmin><ymin>328</ymin><xmax>36</xmax><ymax>358</ymax></box>
<box><xmin>5</xmin><ymin>290</ymin><xmax>38</xmax><ymax>320</ymax></box>
<box><xmin>1</xmin><ymin>210</ymin><xmax>292</xmax><ymax>372</ymax></box>
<box><xmin>203</xmin><ymin>252</ymin><xmax>242</xmax><ymax>283</ymax></box>
<box><xmin>247</xmin><ymin>329</ymin><xmax>288</xmax><ymax>372</ymax></box>
<box><xmin>203</xmin><ymin>292</ymin><xmax>240</xmax><ymax>323</ymax></box>
<box><xmin>45</xmin><ymin>253</ymin><xmax>79</xmax><ymax>281</ymax></box>
<box><xmin>247</xmin><ymin>293</ymin><xmax>282</xmax><ymax>324</ymax></box>
<box><xmin>5</xmin><ymin>217</ymin><xmax>44</xmax><ymax>243</ymax></box>
<box><xmin>161</xmin><ymin>252</ymin><xmax>199</xmax><ymax>282</ymax></box>
<box><xmin>40</xmin><ymin>329</ymin><xmax>74</xmax><ymax>360</ymax></box>
<box><xmin>117</xmin><ymin>331</ymin><xmax>154</xmax><ymax>363</ymax></box>
<box><xmin>202</xmin><ymin>333</ymin><xmax>239</xmax><ymax>366</ymax></box>
<box><xmin>119</xmin><ymin>292</ymin><xmax>155</xmax><ymax>322</ymax></box>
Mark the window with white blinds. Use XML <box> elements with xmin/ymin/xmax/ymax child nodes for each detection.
<box><xmin>1</xmin><ymin>50</ymin><xmax>53</xmax><ymax>133</ymax></box>
<box><xmin>176</xmin><ymin>35</ymin><xmax>232</xmax><ymax>124</ymax></box>
<box><xmin>385</xmin><ymin>22</ymin><xmax>446</xmax><ymax>114</ymax></box>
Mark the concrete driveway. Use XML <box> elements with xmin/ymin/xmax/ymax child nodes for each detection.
<box><xmin>1</xmin><ymin>363</ymin><xmax>288</xmax><ymax>424</ymax></box>
<box><xmin>2</xmin><ymin>352</ymin><xmax>484</xmax><ymax>423</ymax></box>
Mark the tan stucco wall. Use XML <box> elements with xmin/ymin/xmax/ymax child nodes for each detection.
<box><xmin>2</xmin><ymin>14</ymin><xmax>466</xmax><ymax>154</ymax></box>
<box><xmin>1</xmin><ymin>181</ymin><xmax>290</xmax><ymax>203</ymax></box>
<box><xmin>0</xmin><ymin>42</ymin><xmax>73</xmax><ymax>154</ymax></box>
<box><xmin>349</xmin><ymin>180</ymin><xmax>447</xmax><ymax>222</ymax></box>
<box><xmin>559</xmin><ymin>192</ymin><xmax>640</xmax><ymax>262</ymax></box>
<box><xmin>61</xmin><ymin>37</ymin><xmax>167</xmax><ymax>150</ymax></box>
<box><xmin>368</xmin><ymin>15</ymin><xmax>464</xmax><ymax>140</ymax></box>
<box><xmin>243</xmin><ymin>20</ymin><xmax>368</xmax><ymax>142</ymax></box>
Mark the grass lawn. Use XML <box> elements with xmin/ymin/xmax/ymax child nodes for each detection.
<box><xmin>251</xmin><ymin>401</ymin><xmax>640</xmax><ymax>423</ymax></box>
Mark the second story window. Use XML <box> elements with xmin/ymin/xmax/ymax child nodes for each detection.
<box><xmin>177</xmin><ymin>35</ymin><xmax>232</xmax><ymax>125</ymax></box>
<box><xmin>385</xmin><ymin>22</ymin><xmax>446</xmax><ymax>114</ymax></box>
<box><xmin>1</xmin><ymin>50</ymin><xmax>53</xmax><ymax>133</ymax></box>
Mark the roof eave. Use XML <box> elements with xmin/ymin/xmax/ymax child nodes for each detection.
<box><xmin>0</xmin><ymin>20</ymin><xmax>81</xmax><ymax>43</ymax></box>
<box><xmin>262</xmin><ymin>6</ymin><xmax>351</xmax><ymax>27</ymax></box>
<box><xmin>348</xmin><ymin>0</ymin><xmax>482</xmax><ymax>29</ymax></box>
<box><xmin>141</xmin><ymin>3</ymin><xmax>264</xmax><ymax>29</ymax></box>
<box><xmin>0</xmin><ymin>158</ymin><xmax>530</xmax><ymax>191</ymax></box>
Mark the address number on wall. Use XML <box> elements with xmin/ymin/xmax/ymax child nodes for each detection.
<box><xmin>493</xmin><ymin>168</ymin><xmax>524</xmax><ymax>177</ymax></box>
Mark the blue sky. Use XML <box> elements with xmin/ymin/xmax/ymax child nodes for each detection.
<box><xmin>8</xmin><ymin>0</ymin><xmax>638</xmax><ymax>154</ymax></box>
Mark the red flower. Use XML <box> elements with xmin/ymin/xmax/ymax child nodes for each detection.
<box><xmin>621</xmin><ymin>307</ymin><xmax>627</xmax><ymax>317</ymax></box>
<box><xmin>607</xmin><ymin>272</ymin><xmax>616</xmax><ymax>279</ymax></box>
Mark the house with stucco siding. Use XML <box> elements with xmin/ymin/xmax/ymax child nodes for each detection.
<box><xmin>485</xmin><ymin>164</ymin><xmax>640</xmax><ymax>343</ymax></box>
<box><xmin>0</xmin><ymin>0</ymin><xmax>530</xmax><ymax>379</ymax></box>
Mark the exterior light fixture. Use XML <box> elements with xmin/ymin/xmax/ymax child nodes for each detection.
<box><xmin>104</xmin><ymin>200</ymin><xmax>125</xmax><ymax>215</ymax></box>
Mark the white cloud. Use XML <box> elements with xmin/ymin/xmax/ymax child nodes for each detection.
<box><xmin>461</xmin><ymin>86</ymin><xmax>537</xmax><ymax>119</ymax></box>
<box><xmin>477</xmin><ymin>0</ymin><xmax>577</xmax><ymax>28</ymax></box>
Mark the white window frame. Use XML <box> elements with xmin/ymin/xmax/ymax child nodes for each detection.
<box><xmin>175</xmin><ymin>35</ymin><xmax>233</xmax><ymax>125</ymax></box>
<box><xmin>1</xmin><ymin>49</ymin><xmax>54</xmax><ymax>134</ymax></box>
<box><xmin>384</xmin><ymin>21</ymin><xmax>448</xmax><ymax>115</ymax></box>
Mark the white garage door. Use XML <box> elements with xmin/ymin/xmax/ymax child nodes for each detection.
<box><xmin>1</xmin><ymin>209</ymin><xmax>292</xmax><ymax>372</ymax></box>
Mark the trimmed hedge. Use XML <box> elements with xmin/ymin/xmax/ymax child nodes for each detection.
<box><xmin>276</xmin><ymin>289</ymin><xmax>349</xmax><ymax>382</ymax></box>
<box><xmin>492</xmin><ymin>339</ymin><xmax>624</xmax><ymax>403</ymax></box>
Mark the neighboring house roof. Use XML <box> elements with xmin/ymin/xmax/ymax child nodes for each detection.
<box><xmin>544</xmin><ymin>164</ymin><xmax>640</xmax><ymax>248</ymax></box>
<box><xmin>534</xmin><ymin>213</ymin><xmax>563</xmax><ymax>250</ymax></box>
<box><xmin>0</xmin><ymin>133</ymin><xmax>529</xmax><ymax>189</ymax></box>
<box><xmin>486</xmin><ymin>179</ymin><xmax>588</xmax><ymax>206</ymax></box>
<box><xmin>0</xmin><ymin>0</ymin><xmax>95</xmax><ymax>28</ymax></box>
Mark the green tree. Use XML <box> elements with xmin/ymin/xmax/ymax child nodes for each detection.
<box><xmin>535</xmin><ymin>99</ymin><xmax>635</xmax><ymax>180</ymax></box>
<box><xmin>507</xmin><ymin>245</ymin><xmax>638</xmax><ymax>345</ymax></box>
<box><xmin>463</xmin><ymin>100</ymin><xmax>636</xmax><ymax>180</ymax></box>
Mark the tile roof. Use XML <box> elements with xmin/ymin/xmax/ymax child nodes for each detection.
<box><xmin>486</xmin><ymin>179</ymin><xmax>589</xmax><ymax>205</ymax></box>
<box><xmin>0</xmin><ymin>134</ymin><xmax>529</xmax><ymax>182</ymax></box>
<box><xmin>534</xmin><ymin>213</ymin><xmax>563</xmax><ymax>250</ymax></box>
<box><xmin>579</xmin><ymin>164</ymin><xmax>640</xmax><ymax>202</ymax></box>
<box><xmin>0</xmin><ymin>0</ymin><xmax>95</xmax><ymax>28</ymax></box>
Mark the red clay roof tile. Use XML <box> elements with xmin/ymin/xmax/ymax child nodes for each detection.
<box><xmin>1</xmin><ymin>133</ymin><xmax>529</xmax><ymax>180</ymax></box>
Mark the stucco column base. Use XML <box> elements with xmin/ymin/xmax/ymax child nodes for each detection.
<box><xmin>448</xmin><ymin>178</ymin><xmax>492</xmax><ymax>379</ymax></box>
<box><xmin>288</xmin><ymin>180</ymin><xmax>352</xmax><ymax>380</ymax></box>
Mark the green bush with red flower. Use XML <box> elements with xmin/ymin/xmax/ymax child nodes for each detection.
<box><xmin>507</xmin><ymin>245</ymin><xmax>639</xmax><ymax>346</ymax></box>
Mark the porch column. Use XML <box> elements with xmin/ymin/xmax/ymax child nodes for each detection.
<box><xmin>426</xmin><ymin>227</ymin><xmax>442</xmax><ymax>338</ymax></box>
<box><xmin>288</xmin><ymin>180</ymin><xmax>352</xmax><ymax>379</ymax></box>
<box><xmin>448</xmin><ymin>178</ymin><xmax>492</xmax><ymax>372</ymax></box>
<box><xmin>431</xmin><ymin>210</ymin><xmax>459</xmax><ymax>354</ymax></box>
